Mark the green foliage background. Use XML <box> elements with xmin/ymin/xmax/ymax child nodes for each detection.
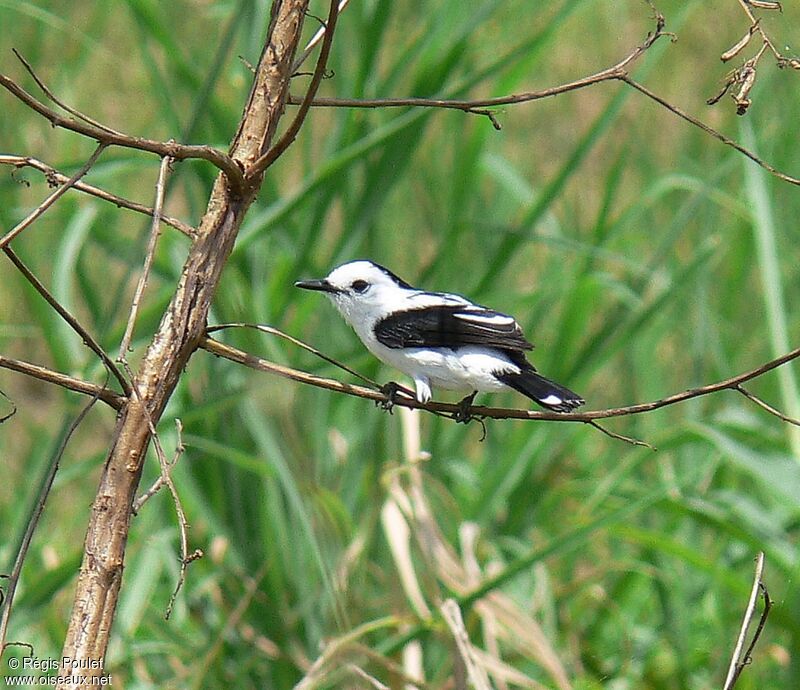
<box><xmin>1</xmin><ymin>0</ymin><xmax>799</xmax><ymax>687</ymax></box>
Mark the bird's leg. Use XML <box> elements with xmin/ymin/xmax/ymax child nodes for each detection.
<box><xmin>454</xmin><ymin>391</ymin><xmax>478</xmax><ymax>424</ymax></box>
<box><xmin>378</xmin><ymin>381</ymin><xmax>403</xmax><ymax>414</ymax></box>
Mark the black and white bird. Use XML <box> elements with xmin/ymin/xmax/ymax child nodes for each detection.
<box><xmin>295</xmin><ymin>260</ymin><xmax>584</xmax><ymax>413</ymax></box>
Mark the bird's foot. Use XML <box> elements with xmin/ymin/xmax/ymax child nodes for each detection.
<box><xmin>453</xmin><ymin>391</ymin><xmax>478</xmax><ymax>424</ymax></box>
<box><xmin>377</xmin><ymin>381</ymin><xmax>403</xmax><ymax>414</ymax></box>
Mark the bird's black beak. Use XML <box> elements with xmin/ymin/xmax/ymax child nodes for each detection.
<box><xmin>294</xmin><ymin>278</ymin><xmax>342</xmax><ymax>294</ymax></box>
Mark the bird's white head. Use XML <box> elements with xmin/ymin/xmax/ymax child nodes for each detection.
<box><xmin>295</xmin><ymin>260</ymin><xmax>415</xmax><ymax>327</ymax></box>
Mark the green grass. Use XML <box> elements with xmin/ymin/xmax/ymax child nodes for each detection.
<box><xmin>1</xmin><ymin>0</ymin><xmax>800</xmax><ymax>687</ymax></box>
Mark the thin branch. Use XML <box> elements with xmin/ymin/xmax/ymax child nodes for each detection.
<box><xmin>0</xmin><ymin>154</ymin><xmax>194</xmax><ymax>237</ymax></box>
<box><xmin>118</xmin><ymin>155</ymin><xmax>173</xmax><ymax>358</ymax></box>
<box><xmin>281</xmin><ymin>8</ymin><xmax>800</xmax><ymax>188</ymax></box>
<box><xmin>0</xmin><ymin>354</ymin><xmax>124</xmax><ymax>409</ymax></box>
<box><xmin>586</xmin><ymin>420</ymin><xmax>655</xmax><ymax>450</ymax></box>
<box><xmin>206</xmin><ymin>322</ymin><xmax>380</xmax><ymax>389</ymax></box>
<box><xmin>736</xmin><ymin>0</ymin><xmax>785</xmax><ymax>63</ymax></box>
<box><xmin>291</xmin><ymin>0</ymin><xmax>351</xmax><ymax>72</ymax></box>
<box><xmin>247</xmin><ymin>0</ymin><xmax>341</xmax><ymax>177</ymax></box>
<box><xmin>735</xmin><ymin>385</ymin><xmax>800</xmax><ymax>426</ymax></box>
<box><xmin>619</xmin><ymin>75</ymin><xmax>800</xmax><ymax>186</ymax></box>
<box><xmin>200</xmin><ymin>335</ymin><xmax>800</xmax><ymax>425</ymax></box>
<box><xmin>2</xmin><ymin>247</ymin><xmax>130</xmax><ymax>396</ymax></box>
<box><xmin>0</xmin><ymin>143</ymin><xmax>107</xmax><ymax>249</ymax></box>
<box><xmin>0</xmin><ymin>390</ymin><xmax>102</xmax><ymax>654</ymax></box>
<box><xmin>285</xmin><ymin>5</ymin><xmax>669</xmax><ymax>125</ymax></box>
<box><xmin>132</xmin><ymin>419</ymin><xmax>186</xmax><ymax>514</ymax></box>
<box><xmin>119</xmin><ymin>361</ymin><xmax>200</xmax><ymax>620</ymax></box>
<box><xmin>0</xmin><ymin>73</ymin><xmax>245</xmax><ymax>193</ymax></box>
<box><xmin>723</xmin><ymin>552</ymin><xmax>770</xmax><ymax>690</ymax></box>
<box><xmin>13</xmin><ymin>49</ymin><xmax>120</xmax><ymax>136</ymax></box>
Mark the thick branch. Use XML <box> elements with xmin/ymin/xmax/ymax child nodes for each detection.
<box><xmin>59</xmin><ymin>0</ymin><xmax>311</xmax><ymax>680</ymax></box>
<box><xmin>247</xmin><ymin>0</ymin><xmax>341</xmax><ymax>177</ymax></box>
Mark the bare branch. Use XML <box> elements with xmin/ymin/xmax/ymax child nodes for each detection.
<box><xmin>118</xmin><ymin>155</ymin><xmax>173</xmax><ymax>358</ymax></box>
<box><xmin>0</xmin><ymin>73</ymin><xmax>245</xmax><ymax>193</ymax></box>
<box><xmin>735</xmin><ymin>385</ymin><xmax>800</xmax><ymax>426</ymax></box>
<box><xmin>292</xmin><ymin>0</ymin><xmax>351</xmax><ymax>72</ymax></box>
<box><xmin>621</xmin><ymin>75</ymin><xmax>800</xmax><ymax>186</ymax></box>
<box><xmin>59</xmin><ymin>1</ymin><xmax>311</xmax><ymax>675</ymax></box>
<box><xmin>12</xmin><ymin>49</ymin><xmax>120</xmax><ymax>136</ymax></box>
<box><xmin>247</xmin><ymin>0</ymin><xmax>341</xmax><ymax>177</ymax></box>
<box><xmin>0</xmin><ymin>354</ymin><xmax>124</xmax><ymax>409</ymax></box>
<box><xmin>723</xmin><ymin>552</ymin><xmax>770</xmax><ymax>690</ymax></box>
<box><xmin>0</xmin><ymin>154</ymin><xmax>194</xmax><ymax>237</ymax></box>
<box><xmin>0</xmin><ymin>143</ymin><xmax>107</xmax><ymax>249</ymax></box>
<box><xmin>2</xmin><ymin>247</ymin><xmax>130</xmax><ymax>396</ymax></box>
<box><xmin>199</xmin><ymin>335</ymin><xmax>800</xmax><ymax>426</ymax></box>
<box><xmin>0</xmin><ymin>390</ymin><xmax>103</xmax><ymax>654</ymax></box>
<box><xmin>286</xmin><ymin>8</ymin><xmax>668</xmax><ymax>116</ymax></box>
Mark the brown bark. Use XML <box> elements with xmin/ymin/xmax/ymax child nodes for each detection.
<box><xmin>58</xmin><ymin>1</ymin><xmax>310</xmax><ymax>681</ymax></box>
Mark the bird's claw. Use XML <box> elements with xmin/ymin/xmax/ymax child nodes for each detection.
<box><xmin>453</xmin><ymin>391</ymin><xmax>478</xmax><ymax>424</ymax></box>
<box><xmin>378</xmin><ymin>381</ymin><xmax>402</xmax><ymax>414</ymax></box>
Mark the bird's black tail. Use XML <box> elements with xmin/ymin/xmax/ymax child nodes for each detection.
<box><xmin>495</xmin><ymin>368</ymin><xmax>584</xmax><ymax>412</ymax></box>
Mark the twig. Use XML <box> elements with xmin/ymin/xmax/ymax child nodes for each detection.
<box><xmin>128</xmin><ymin>414</ymin><xmax>200</xmax><ymax>618</ymax></box>
<box><xmin>0</xmin><ymin>154</ymin><xmax>194</xmax><ymax>237</ymax></box>
<box><xmin>722</xmin><ymin>552</ymin><xmax>770</xmax><ymax>690</ymax></box>
<box><xmin>0</xmin><ymin>390</ymin><xmax>103</xmax><ymax>654</ymax></box>
<box><xmin>2</xmin><ymin>247</ymin><xmax>130</xmax><ymax>396</ymax></box>
<box><xmin>0</xmin><ymin>354</ymin><xmax>124</xmax><ymax>409</ymax></box>
<box><xmin>200</xmin><ymin>335</ymin><xmax>800</xmax><ymax>425</ymax></box>
<box><xmin>118</xmin><ymin>155</ymin><xmax>173</xmax><ymax>358</ymax></box>
<box><xmin>286</xmin><ymin>7</ymin><xmax>668</xmax><ymax>118</ymax></box>
<box><xmin>247</xmin><ymin>0</ymin><xmax>340</xmax><ymax>177</ymax></box>
<box><xmin>0</xmin><ymin>390</ymin><xmax>15</xmax><ymax>423</ymax></box>
<box><xmin>0</xmin><ymin>73</ymin><xmax>245</xmax><ymax>193</ymax></box>
<box><xmin>736</xmin><ymin>0</ymin><xmax>785</xmax><ymax>63</ymax></box>
<box><xmin>292</xmin><ymin>0</ymin><xmax>351</xmax><ymax>72</ymax></box>
<box><xmin>120</xmin><ymin>362</ymin><xmax>200</xmax><ymax>619</ymax></box>
<box><xmin>586</xmin><ymin>420</ymin><xmax>655</xmax><ymax>450</ymax></box>
<box><xmin>206</xmin><ymin>322</ymin><xmax>381</xmax><ymax>389</ymax></box>
<box><xmin>620</xmin><ymin>75</ymin><xmax>800</xmax><ymax>186</ymax></box>
<box><xmin>735</xmin><ymin>385</ymin><xmax>800</xmax><ymax>426</ymax></box>
<box><xmin>132</xmin><ymin>419</ymin><xmax>186</xmax><ymax>514</ymax></box>
<box><xmin>13</xmin><ymin>49</ymin><xmax>120</xmax><ymax>136</ymax></box>
<box><xmin>0</xmin><ymin>143</ymin><xmax>107</xmax><ymax>249</ymax></box>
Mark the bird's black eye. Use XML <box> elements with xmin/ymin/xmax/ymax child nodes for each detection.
<box><xmin>351</xmin><ymin>280</ymin><xmax>369</xmax><ymax>294</ymax></box>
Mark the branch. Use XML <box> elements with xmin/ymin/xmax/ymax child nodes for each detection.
<box><xmin>118</xmin><ymin>155</ymin><xmax>173</xmax><ymax>358</ymax></box>
<box><xmin>286</xmin><ymin>6</ymin><xmax>668</xmax><ymax>121</ymax></box>
<box><xmin>621</xmin><ymin>75</ymin><xmax>800</xmax><ymax>186</ymax></box>
<box><xmin>722</xmin><ymin>552</ymin><xmax>771</xmax><ymax>690</ymax></box>
<box><xmin>0</xmin><ymin>143</ymin><xmax>107</xmax><ymax>248</ymax></box>
<box><xmin>0</xmin><ymin>71</ymin><xmax>245</xmax><ymax>193</ymax></box>
<box><xmin>0</xmin><ymin>354</ymin><xmax>124</xmax><ymax>409</ymax></box>
<box><xmin>284</xmin><ymin>7</ymin><xmax>800</xmax><ymax>188</ymax></box>
<box><xmin>0</xmin><ymin>391</ymin><xmax>103</xmax><ymax>655</ymax></box>
<box><xmin>0</xmin><ymin>154</ymin><xmax>194</xmax><ymax>237</ymax></box>
<box><xmin>2</xmin><ymin>247</ymin><xmax>130</xmax><ymax>396</ymax></box>
<box><xmin>59</xmin><ymin>1</ymin><xmax>311</xmax><ymax>679</ymax></box>
<box><xmin>199</xmin><ymin>336</ymin><xmax>800</xmax><ymax>428</ymax></box>
<box><xmin>247</xmin><ymin>0</ymin><xmax>341</xmax><ymax>177</ymax></box>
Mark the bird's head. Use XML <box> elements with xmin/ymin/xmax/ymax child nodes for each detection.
<box><xmin>295</xmin><ymin>260</ymin><xmax>414</xmax><ymax>325</ymax></box>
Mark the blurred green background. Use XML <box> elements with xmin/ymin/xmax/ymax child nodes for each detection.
<box><xmin>1</xmin><ymin>0</ymin><xmax>799</xmax><ymax>687</ymax></box>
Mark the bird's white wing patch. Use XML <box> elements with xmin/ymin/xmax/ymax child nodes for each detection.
<box><xmin>453</xmin><ymin>312</ymin><xmax>516</xmax><ymax>326</ymax></box>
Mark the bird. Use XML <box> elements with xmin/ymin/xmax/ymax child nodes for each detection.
<box><xmin>295</xmin><ymin>260</ymin><xmax>584</xmax><ymax>414</ymax></box>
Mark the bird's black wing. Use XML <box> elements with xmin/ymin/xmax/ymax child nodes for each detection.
<box><xmin>374</xmin><ymin>305</ymin><xmax>533</xmax><ymax>351</ymax></box>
